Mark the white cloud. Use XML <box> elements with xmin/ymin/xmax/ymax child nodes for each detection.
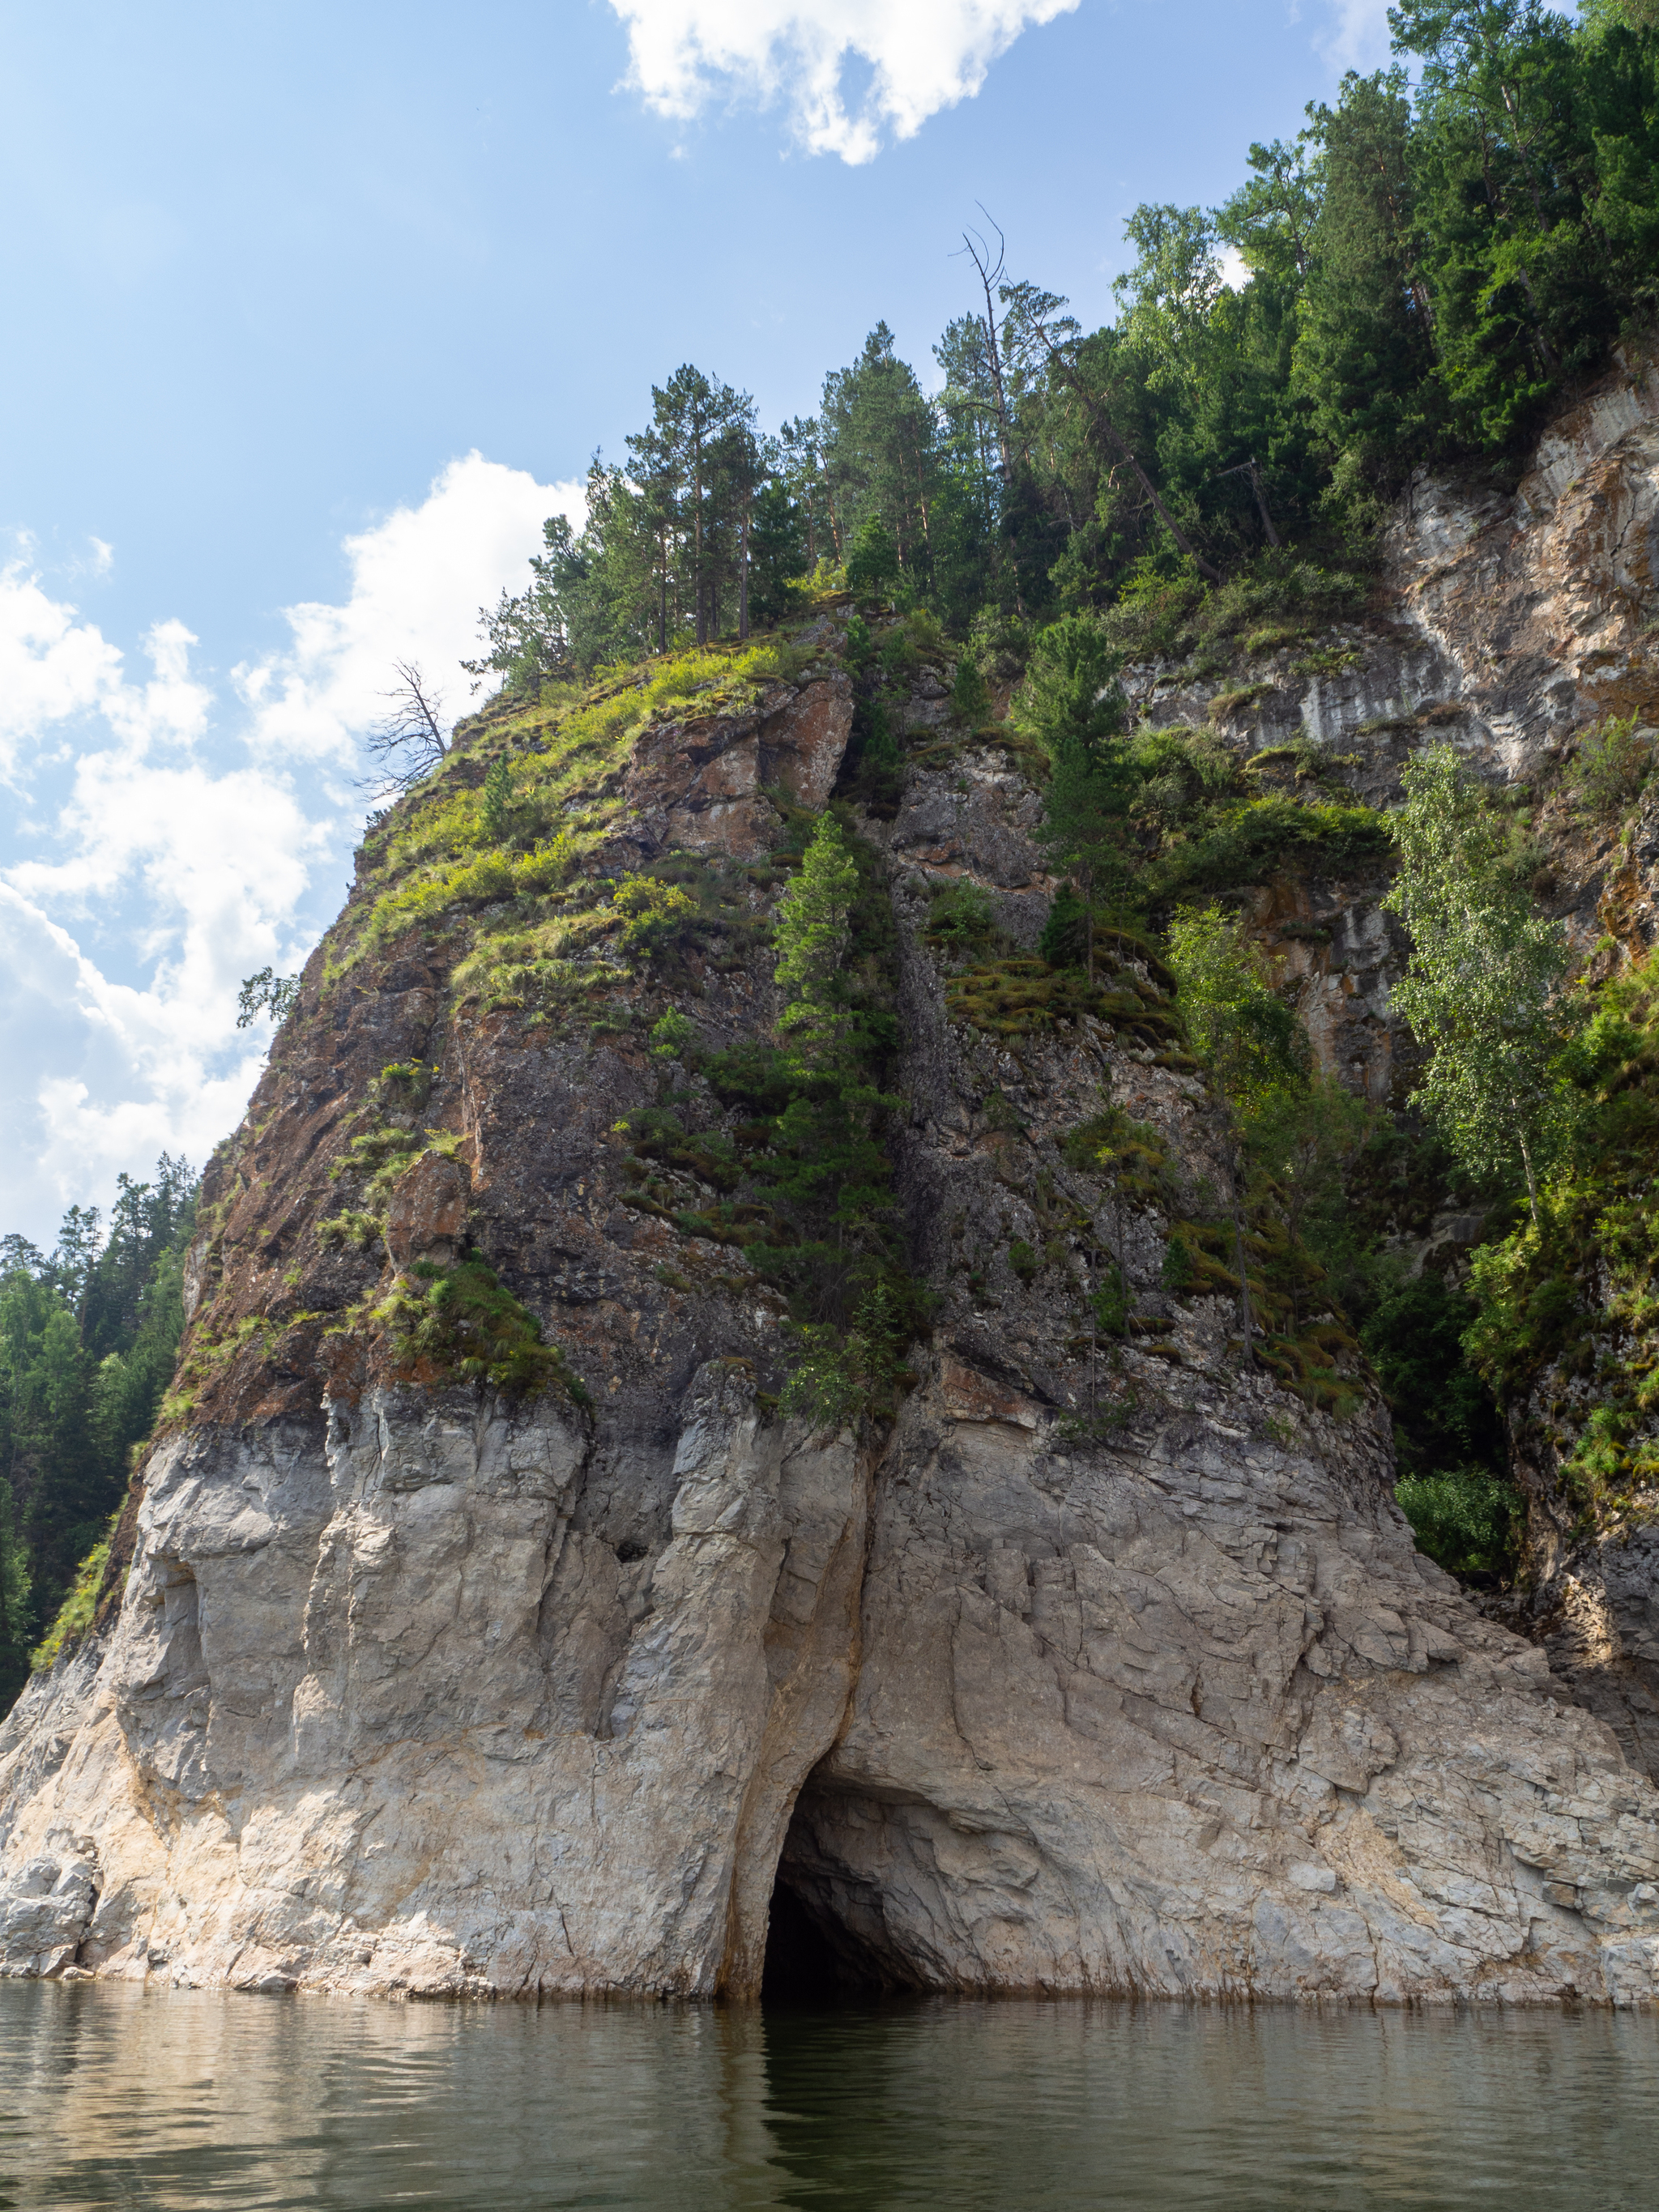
<box><xmin>608</xmin><ymin>0</ymin><xmax>1079</xmax><ymax>164</ymax></box>
<box><xmin>0</xmin><ymin>565</ymin><xmax>124</xmax><ymax>776</ymax></box>
<box><xmin>1218</xmin><ymin>245</ymin><xmax>1251</xmax><ymax>292</ymax></box>
<box><xmin>0</xmin><ymin>456</ymin><xmax>581</xmax><ymax>1241</ymax></box>
<box><xmin>235</xmin><ymin>454</ymin><xmax>586</xmax><ymax>769</ymax></box>
<box><xmin>0</xmin><ymin>884</ymin><xmax>269</xmax><ymax>1217</ymax></box>
<box><xmin>1315</xmin><ymin>0</ymin><xmax>1395</xmax><ymax>70</ymax></box>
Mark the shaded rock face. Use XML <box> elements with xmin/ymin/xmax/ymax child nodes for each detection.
<box><xmin>8</xmin><ymin>388</ymin><xmax>1659</xmax><ymax>2005</ymax></box>
<box><xmin>785</xmin><ymin>1370</ymin><xmax>1659</xmax><ymax>2004</ymax></box>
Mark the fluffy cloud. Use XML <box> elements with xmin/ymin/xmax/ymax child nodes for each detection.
<box><xmin>237</xmin><ymin>455</ymin><xmax>586</xmax><ymax>769</ymax></box>
<box><xmin>1315</xmin><ymin>0</ymin><xmax>1396</xmax><ymax>71</ymax></box>
<box><xmin>0</xmin><ymin>564</ymin><xmax>124</xmax><ymax>776</ymax></box>
<box><xmin>608</xmin><ymin>0</ymin><xmax>1079</xmax><ymax>163</ymax></box>
<box><xmin>0</xmin><ymin>456</ymin><xmax>582</xmax><ymax>1241</ymax></box>
<box><xmin>0</xmin><ymin>884</ymin><xmax>269</xmax><ymax>1220</ymax></box>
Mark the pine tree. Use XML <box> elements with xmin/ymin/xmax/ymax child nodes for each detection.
<box><xmin>774</xmin><ymin>814</ymin><xmax>863</xmax><ymax>1076</ymax></box>
<box><xmin>1295</xmin><ymin>69</ymin><xmax>1439</xmax><ymax>490</ymax></box>
<box><xmin>1020</xmin><ymin>619</ymin><xmax>1137</xmax><ymax>977</ymax></box>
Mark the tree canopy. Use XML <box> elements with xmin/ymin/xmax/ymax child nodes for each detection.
<box><xmin>462</xmin><ymin>5</ymin><xmax>1657</xmax><ymax>694</ymax></box>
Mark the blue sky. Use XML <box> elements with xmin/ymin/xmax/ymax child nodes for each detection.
<box><xmin>0</xmin><ymin>0</ymin><xmax>1397</xmax><ymax>1242</ymax></box>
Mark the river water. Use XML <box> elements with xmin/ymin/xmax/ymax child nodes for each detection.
<box><xmin>1</xmin><ymin>1983</ymin><xmax>1655</xmax><ymax>2210</ymax></box>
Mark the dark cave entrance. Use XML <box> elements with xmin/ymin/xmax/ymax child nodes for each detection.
<box><xmin>761</xmin><ymin>1879</ymin><xmax>859</xmax><ymax>2006</ymax></box>
<box><xmin>760</xmin><ymin>1792</ymin><xmax>906</xmax><ymax>2009</ymax></box>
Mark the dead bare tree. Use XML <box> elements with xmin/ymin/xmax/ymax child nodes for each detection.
<box><xmin>1213</xmin><ymin>455</ymin><xmax>1283</xmax><ymax>548</ymax></box>
<box><xmin>360</xmin><ymin>661</ymin><xmax>451</xmax><ymax>795</ymax></box>
<box><xmin>955</xmin><ymin>206</ymin><xmax>1016</xmax><ymax>492</ymax></box>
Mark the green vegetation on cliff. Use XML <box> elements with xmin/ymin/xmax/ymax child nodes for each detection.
<box><xmin>11</xmin><ymin>4</ymin><xmax>1653</xmax><ymax>1707</ymax></box>
<box><xmin>1463</xmin><ymin>956</ymin><xmax>1659</xmax><ymax>1525</ymax></box>
<box><xmin>0</xmin><ymin>1159</ymin><xmax>197</xmax><ymax>1707</ymax></box>
<box><xmin>618</xmin><ymin>808</ymin><xmax>920</xmax><ymax>1435</ymax></box>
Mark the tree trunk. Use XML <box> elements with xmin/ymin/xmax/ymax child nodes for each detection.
<box><xmin>693</xmin><ymin>443</ymin><xmax>705</xmax><ymax>646</ymax></box>
<box><xmin>1519</xmin><ymin>1128</ymin><xmax>1541</xmax><ymax>1228</ymax></box>
<box><xmin>1246</xmin><ymin>459</ymin><xmax>1282</xmax><ymax>549</ymax></box>
<box><xmin>739</xmin><ymin>500</ymin><xmax>750</xmax><ymax>641</ymax></box>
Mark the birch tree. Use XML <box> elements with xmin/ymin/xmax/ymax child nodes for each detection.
<box><xmin>1384</xmin><ymin>744</ymin><xmax>1578</xmax><ymax>1221</ymax></box>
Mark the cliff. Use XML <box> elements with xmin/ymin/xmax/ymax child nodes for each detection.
<box><xmin>6</xmin><ymin>360</ymin><xmax>1659</xmax><ymax>2005</ymax></box>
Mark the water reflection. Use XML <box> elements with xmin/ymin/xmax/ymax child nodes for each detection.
<box><xmin>1</xmin><ymin>1982</ymin><xmax>1655</xmax><ymax>2210</ymax></box>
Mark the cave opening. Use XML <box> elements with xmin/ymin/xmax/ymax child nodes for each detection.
<box><xmin>761</xmin><ymin>1879</ymin><xmax>862</xmax><ymax>2007</ymax></box>
<box><xmin>760</xmin><ymin>1791</ymin><xmax>906</xmax><ymax>2008</ymax></box>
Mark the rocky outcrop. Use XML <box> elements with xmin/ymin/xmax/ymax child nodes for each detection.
<box><xmin>788</xmin><ymin>1360</ymin><xmax>1659</xmax><ymax>2004</ymax></box>
<box><xmin>7</xmin><ymin>378</ymin><xmax>1659</xmax><ymax>2005</ymax></box>
<box><xmin>622</xmin><ymin>667</ymin><xmax>853</xmax><ymax>861</ymax></box>
<box><xmin>1105</xmin><ymin>341</ymin><xmax>1659</xmax><ymax>1773</ymax></box>
<box><xmin>5</xmin><ymin>1259</ymin><xmax>1656</xmax><ymax>2001</ymax></box>
<box><xmin>0</xmin><ymin>1368</ymin><xmax>868</xmax><ymax>1997</ymax></box>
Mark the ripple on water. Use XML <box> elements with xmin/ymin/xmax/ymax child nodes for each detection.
<box><xmin>1</xmin><ymin>1984</ymin><xmax>1656</xmax><ymax>2211</ymax></box>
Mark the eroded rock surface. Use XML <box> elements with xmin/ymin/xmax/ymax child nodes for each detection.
<box><xmin>0</xmin><ymin>1367</ymin><xmax>867</xmax><ymax>1997</ymax></box>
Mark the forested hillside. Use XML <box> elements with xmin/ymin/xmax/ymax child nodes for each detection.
<box><xmin>0</xmin><ymin>1160</ymin><xmax>197</xmax><ymax>1709</ymax></box>
<box><xmin>469</xmin><ymin>0</ymin><xmax>1659</xmax><ymax>685</ymax></box>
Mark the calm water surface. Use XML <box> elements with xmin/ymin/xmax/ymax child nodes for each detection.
<box><xmin>0</xmin><ymin>1982</ymin><xmax>1655</xmax><ymax>2210</ymax></box>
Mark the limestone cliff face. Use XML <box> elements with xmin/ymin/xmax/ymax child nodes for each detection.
<box><xmin>6</xmin><ymin>390</ymin><xmax>1659</xmax><ymax>2004</ymax></box>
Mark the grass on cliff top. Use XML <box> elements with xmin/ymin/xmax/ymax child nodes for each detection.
<box><xmin>331</xmin><ymin>632</ymin><xmax>821</xmax><ymax>975</ymax></box>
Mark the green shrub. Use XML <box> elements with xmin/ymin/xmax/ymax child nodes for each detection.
<box><xmin>610</xmin><ymin>876</ymin><xmax>698</xmax><ymax>954</ymax></box>
<box><xmin>780</xmin><ymin>1281</ymin><xmax>910</xmax><ymax>1433</ymax></box>
<box><xmin>30</xmin><ymin>1511</ymin><xmax>120</xmax><ymax>1672</ymax></box>
<box><xmin>481</xmin><ymin>753</ymin><xmax>514</xmax><ymax>842</ymax></box>
<box><xmin>1148</xmin><ymin>797</ymin><xmax>1391</xmax><ymax>902</ymax></box>
<box><xmin>951</xmin><ymin>654</ymin><xmax>991</xmax><ymax>725</ymax></box>
<box><xmin>1569</xmin><ymin>714</ymin><xmax>1653</xmax><ymax>820</ymax></box>
<box><xmin>1160</xmin><ymin>1236</ymin><xmax>1196</xmax><ymax>1294</ymax></box>
<box><xmin>1008</xmin><ymin>1238</ymin><xmax>1040</xmax><ymax>1283</ymax></box>
<box><xmin>1062</xmin><ymin>1107</ymin><xmax>1177</xmax><ymax>1206</ymax></box>
<box><xmin>1395</xmin><ymin>1466</ymin><xmax>1520</xmax><ymax>1576</ymax></box>
<box><xmin>927</xmin><ymin>880</ymin><xmax>997</xmax><ymax>951</ymax></box>
<box><xmin>1038</xmin><ymin>883</ymin><xmax>1088</xmax><ymax>968</ymax></box>
<box><xmin>650</xmin><ymin>1008</ymin><xmax>698</xmax><ymax>1060</ymax></box>
<box><xmin>846</xmin><ymin>519</ymin><xmax>900</xmax><ymax>603</ymax></box>
<box><xmin>946</xmin><ymin>956</ymin><xmax>1181</xmax><ymax>1045</ymax></box>
<box><xmin>317</xmin><ymin>1209</ymin><xmax>382</xmax><ymax>1251</ymax></box>
<box><xmin>1361</xmin><ymin>1273</ymin><xmax>1503</xmax><ymax>1481</ymax></box>
<box><xmin>378</xmin><ymin>1259</ymin><xmax>589</xmax><ymax>1401</ymax></box>
<box><xmin>1092</xmin><ymin>1264</ymin><xmax>1129</xmax><ymax>1337</ymax></box>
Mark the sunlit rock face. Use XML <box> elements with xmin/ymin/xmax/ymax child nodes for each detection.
<box><xmin>6</xmin><ymin>369</ymin><xmax>1659</xmax><ymax>2005</ymax></box>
